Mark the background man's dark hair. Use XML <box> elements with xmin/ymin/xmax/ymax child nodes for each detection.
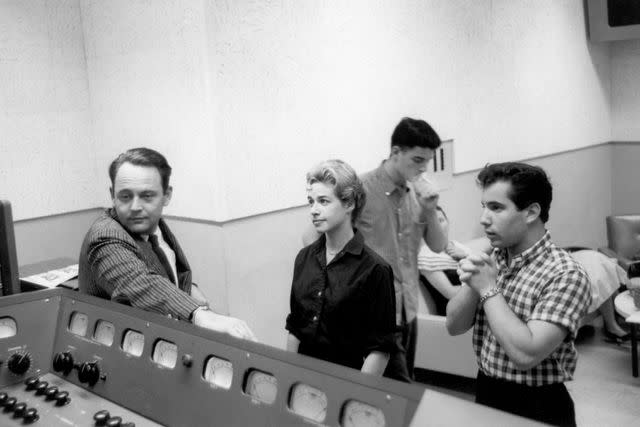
<box><xmin>109</xmin><ymin>147</ymin><xmax>172</xmax><ymax>194</ymax></box>
<box><xmin>391</xmin><ymin>117</ymin><xmax>441</xmax><ymax>150</ymax></box>
<box><xmin>477</xmin><ymin>162</ymin><xmax>553</xmax><ymax>223</ymax></box>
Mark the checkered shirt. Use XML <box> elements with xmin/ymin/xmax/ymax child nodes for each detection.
<box><xmin>472</xmin><ymin>231</ymin><xmax>592</xmax><ymax>386</ymax></box>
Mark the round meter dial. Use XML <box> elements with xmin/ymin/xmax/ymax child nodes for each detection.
<box><xmin>68</xmin><ymin>312</ymin><xmax>88</xmax><ymax>336</ymax></box>
<box><xmin>341</xmin><ymin>400</ymin><xmax>386</xmax><ymax>427</ymax></box>
<box><xmin>122</xmin><ymin>329</ymin><xmax>145</xmax><ymax>357</ymax></box>
<box><xmin>0</xmin><ymin>317</ymin><xmax>17</xmax><ymax>339</ymax></box>
<box><xmin>289</xmin><ymin>383</ymin><xmax>327</xmax><ymax>422</ymax></box>
<box><xmin>203</xmin><ymin>356</ymin><xmax>233</xmax><ymax>389</ymax></box>
<box><xmin>152</xmin><ymin>340</ymin><xmax>177</xmax><ymax>368</ymax></box>
<box><xmin>93</xmin><ymin>320</ymin><xmax>115</xmax><ymax>346</ymax></box>
<box><xmin>245</xmin><ymin>370</ymin><xmax>278</xmax><ymax>404</ymax></box>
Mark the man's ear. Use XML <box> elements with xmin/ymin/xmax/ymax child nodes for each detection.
<box><xmin>390</xmin><ymin>145</ymin><xmax>401</xmax><ymax>157</ymax></box>
<box><xmin>163</xmin><ymin>186</ymin><xmax>173</xmax><ymax>207</ymax></box>
<box><xmin>109</xmin><ymin>187</ymin><xmax>115</xmax><ymax>203</ymax></box>
<box><xmin>524</xmin><ymin>203</ymin><xmax>541</xmax><ymax>224</ymax></box>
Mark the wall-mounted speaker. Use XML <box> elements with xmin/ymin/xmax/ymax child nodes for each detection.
<box><xmin>587</xmin><ymin>0</ymin><xmax>640</xmax><ymax>42</ymax></box>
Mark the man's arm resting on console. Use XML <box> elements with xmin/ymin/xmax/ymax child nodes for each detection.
<box><xmin>88</xmin><ymin>238</ymin><xmax>200</xmax><ymax>320</ymax></box>
<box><xmin>189</xmin><ymin>284</ymin><xmax>208</xmax><ymax>305</ymax></box>
<box><xmin>446</xmin><ymin>284</ymin><xmax>479</xmax><ymax>335</ymax></box>
<box><xmin>192</xmin><ymin>306</ymin><xmax>257</xmax><ymax>341</ymax></box>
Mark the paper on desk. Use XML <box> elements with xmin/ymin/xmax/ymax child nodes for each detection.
<box><xmin>21</xmin><ymin>264</ymin><xmax>78</xmax><ymax>288</ymax></box>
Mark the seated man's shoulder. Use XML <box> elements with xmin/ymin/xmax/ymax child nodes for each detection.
<box><xmin>86</xmin><ymin>210</ymin><xmax>135</xmax><ymax>245</ymax></box>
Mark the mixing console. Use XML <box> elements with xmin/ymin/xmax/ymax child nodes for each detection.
<box><xmin>0</xmin><ymin>288</ymin><xmax>540</xmax><ymax>426</ymax></box>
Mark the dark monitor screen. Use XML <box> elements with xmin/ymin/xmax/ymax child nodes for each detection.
<box><xmin>0</xmin><ymin>200</ymin><xmax>20</xmax><ymax>296</ymax></box>
<box><xmin>608</xmin><ymin>0</ymin><xmax>640</xmax><ymax>27</ymax></box>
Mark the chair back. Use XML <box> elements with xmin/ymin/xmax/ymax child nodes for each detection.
<box><xmin>606</xmin><ymin>215</ymin><xmax>640</xmax><ymax>259</ymax></box>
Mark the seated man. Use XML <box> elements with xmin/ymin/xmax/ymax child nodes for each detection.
<box><xmin>79</xmin><ymin>147</ymin><xmax>255</xmax><ymax>341</ymax></box>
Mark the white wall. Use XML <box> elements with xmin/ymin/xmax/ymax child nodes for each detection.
<box><xmin>611</xmin><ymin>142</ymin><xmax>640</xmax><ymax>215</ymax></box>
<box><xmin>1</xmin><ymin>0</ymin><xmax>632</xmax><ymax>348</ymax></box>
<box><xmin>611</xmin><ymin>39</ymin><xmax>640</xmax><ymax>140</ymax></box>
<box><xmin>80</xmin><ymin>0</ymin><xmax>226</xmax><ymax>218</ymax></box>
<box><xmin>0</xmin><ymin>0</ymin><xmax>98</xmax><ymax>220</ymax></box>
<box><xmin>212</xmin><ymin>144</ymin><xmax>614</xmax><ymax>348</ymax></box>
<box><xmin>79</xmin><ymin>0</ymin><xmax>612</xmax><ymax>221</ymax></box>
<box><xmin>15</xmin><ymin>209</ymin><xmax>102</xmax><ymax>266</ymax></box>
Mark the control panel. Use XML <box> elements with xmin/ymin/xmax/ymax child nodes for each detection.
<box><xmin>0</xmin><ymin>289</ymin><xmax>424</xmax><ymax>426</ymax></box>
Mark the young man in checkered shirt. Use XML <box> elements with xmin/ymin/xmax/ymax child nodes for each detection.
<box><xmin>446</xmin><ymin>162</ymin><xmax>591</xmax><ymax>427</ymax></box>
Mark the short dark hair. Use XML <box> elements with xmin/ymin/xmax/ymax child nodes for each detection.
<box><xmin>307</xmin><ymin>159</ymin><xmax>366</xmax><ymax>224</ymax></box>
<box><xmin>109</xmin><ymin>148</ymin><xmax>172</xmax><ymax>193</ymax></box>
<box><xmin>391</xmin><ymin>117</ymin><xmax>441</xmax><ymax>150</ymax></box>
<box><xmin>477</xmin><ymin>162</ymin><xmax>552</xmax><ymax>223</ymax></box>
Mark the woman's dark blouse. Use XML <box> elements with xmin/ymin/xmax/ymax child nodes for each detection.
<box><xmin>286</xmin><ymin>230</ymin><xmax>396</xmax><ymax>370</ymax></box>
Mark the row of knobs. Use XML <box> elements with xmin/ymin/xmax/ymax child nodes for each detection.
<box><xmin>24</xmin><ymin>377</ymin><xmax>71</xmax><ymax>406</ymax></box>
<box><xmin>53</xmin><ymin>352</ymin><xmax>104</xmax><ymax>386</ymax></box>
<box><xmin>0</xmin><ymin>392</ymin><xmax>39</xmax><ymax>423</ymax></box>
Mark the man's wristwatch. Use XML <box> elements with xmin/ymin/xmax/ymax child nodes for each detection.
<box><xmin>479</xmin><ymin>287</ymin><xmax>501</xmax><ymax>306</ymax></box>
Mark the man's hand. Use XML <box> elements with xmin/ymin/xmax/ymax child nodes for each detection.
<box><xmin>413</xmin><ymin>175</ymin><xmax>440</xmax><ymax>213</ymax></box>
<box><xmin>458</xmin><ymin>253</ymin><xmax>497</xmax><ymax>295</ymax></box>
<box><xmin>193</xmin><ymin>309</ymin><xmax>258</xmax><ymax>342</ymax></box>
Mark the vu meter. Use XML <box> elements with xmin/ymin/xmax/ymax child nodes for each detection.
<box><xmin>245</xmin><ymin>370</ymin><xmax>278</xmax><ymax>405</ymax></box>
<box><xmin>203</xmin><ymin>356</ymin><xmax>233</xmax><ymax>389</ymax></box>
<box><xmin>93</xmin><ymin>320</ymin><xmax>115</xmax><ymax>346</ymax></box>
<box><xmin>122</xmin><ymin>329</ymin><xmax>144</xmax><ymax>357</ymax></box>
<box><xmin>68</xmin><ymin>312</ymin><xmax>88</xmax><ymax>336</ymax></box>
<box><xmin>342</xmin><ymin>400</ymin><xmax>386</xmax><ymax>427</ymax></box>
<box><xmin>289</xmin><ymin>383</ymin><xmax>327</xmax><ymax>423</ymax></box>
<box><xmin>0</xmin><ymin>317</ymin><xmax>17</xmax><ymax>339</ymax></box>
<box><xmin>152</xmin><ymin>340</ymin><xmax>177</xmax><ymax>368</ymax></box>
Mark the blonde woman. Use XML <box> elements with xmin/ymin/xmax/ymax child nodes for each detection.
<box><xmin>285</xmin><ymin>160</ymin><xmax>396</xmax><ymax>376</ymax></box>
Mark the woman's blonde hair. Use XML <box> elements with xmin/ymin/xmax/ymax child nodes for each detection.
<box><xmin>306</xmin><ymin>159</ymin><xmax>366</xmax><ymax>223</ymax></box>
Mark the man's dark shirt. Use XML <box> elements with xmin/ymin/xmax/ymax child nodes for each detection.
<box><xmin>286</xmin><ymin>230</ymin><xmax>396</xmax><ymax>370</ymax></box>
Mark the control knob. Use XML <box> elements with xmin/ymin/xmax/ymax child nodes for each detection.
<box><xmin>34</xmin><ymin>381</ymin><xmax>48</xmax><ymax>395</ymax></box>
<box><xmin>13</xmin><ymin>402</ymin><xmax>27</xmax><ymax>417</ymax></box>
<box><xmin>7</xmin><ymin>351</ymin><xmax>31</xmax><ymax>375</ymax></box>
<box><xmin>53</xmin><ymin>351</ymin><xmax>75</xmax><ymax>375</ymax></box>
<box><xmin>45</xmin><ymin>386</ymin><xmax>59</xmax><ymax>400</ymax></box>
<box><xmin>24</xmin><ymin>377</ymin><xmax>39</xmax><ymax>390</ymax></box>
<box><xmin>106</xmin><ymin>416</ymin><xmax>122</xmax><ymax>427</ymax></box>
<box><xmin>54</xmin><ymin>391</ymin><xmax>70</xmax><ymax>406</ymax></box>
<box><xmin>77</xmin><ymin>361</ymin><xmax>101</xmax><ymax>386</ymax></box>
<box><xmin>23</xmin><ymin>407</ymin><xmax>39</xmax><ymax>424</ymax></box>
<box><xmin>94</xmin><ymin>410</ymin><xmax>110</xmax><ymax>426</ymax></box>
<box><xmin>3</xmin><ymin>396</ymin><xmax>17</xmax><ymax>410</ymax></box>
